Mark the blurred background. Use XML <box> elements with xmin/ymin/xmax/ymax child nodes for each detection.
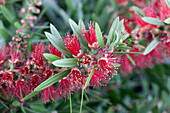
<box><xmin>0</xmin><ymin>0</ymin><xmax>170</xmax><ymax>113</ymax></box>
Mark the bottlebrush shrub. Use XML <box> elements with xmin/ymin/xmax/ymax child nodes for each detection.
<box><xmin>20</xmin><ymin>18</ymin><xmax>133</xmax><ymax>103</ymax></box>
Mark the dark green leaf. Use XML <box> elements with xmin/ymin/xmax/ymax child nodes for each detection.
<box><xmin>132</xmin><ymin>6</ymin><xmax>145</xmax><ymax>17</ymax></box>
<box><xmin>143</xmin><ymin>38</ymin><xmax>159</xmax><ymax>55</ymax></box>
<box><xmin>43</xmin><ymin>53</ymin><xmax>61</xmax><ymax>62</ymax></box>
<box><xmin>44</xmin><ymin>32</ymin><xmax>72</xmax><ymax>57</ymax></box>
<box><xmin>83</xmin><ymin>65</ymin><xmax>95</xmax><ymax>89</ymax></box>
<box><xmin>115</xmin><ymin>46</ymin><xmax>131</xmax><ymax>50</ymax></box>
<box><xmin>52</xmin><ymin>58</ymin><xmax>79</xmax><ymax>67</ymax></box>
<box><xmin>21</xmin><ymin>91</ymin><xmax>40</xmax><ymax>101</ymax></box>
<box><xmin>142</xmin><ymin>17</ymin><xmax>166</xmax><ymax>26</ymax></box>
<box><xmin>34</xmin><ymin>69</ymin><xmax>71</xmax><ymax>91</ymax></box>
<box><xmin>95</xmin><ymin>22</ymin><xmax>104</xmax><ymax>49</ymax></box>
<box><xmin>0</xmin><ymin>5</ymin><xmax>16</xmax><ymax>23</ymax></box>
<box><xmin>50</xmin><ymin>24</ymin><xmax>63</xmax><ymax>40</ymax></box>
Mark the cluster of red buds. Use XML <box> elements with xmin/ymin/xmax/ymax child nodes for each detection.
<box><xmin>19</xmin><ymin>0</ymin><xmax>42</xmax><ymax>29</ymax></box>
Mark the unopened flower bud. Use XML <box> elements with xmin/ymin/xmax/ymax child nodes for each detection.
<box><xmin>21</xmin><ymin>8</ymin><xmax>26</xmax><ymax>13</ymax></box>
<box><xmin>16</xmin><ymin>30</ymin><xmax>20</xmax><ymax>34</ymax></box>
<box><xmin>23</xmin><ymin>41</ymin><xmax>27</xmax><ymax>45</ymax></box>
<box><xmin>26</xmin><ymin>34</ymin><xmax>30</xmax><ymax>39</ymax></box>
<box><xmin>21</xmin><ymin>19</ymin><xmax>26</xmax><ymax>24</ymax></box>
<box><xmin>21</xmin><ymin>34</ymin><xmax>24</xmax><ymax>38</ymax></box>
<box><xmin>12</xmin><ymin>36</ymin><xmax>15</xmax><ymax>41</ymax></box>
<box><xmin>24</xmin><ymin>45</ymin><xmax>27</xmax><ymax>48</ymax></box>
<box><xmin>28</xmin><ymin>16</ymin><xmax>34</xmax><ymax>21</ymax></box>
<box><xmin>33</xmin><ymin>16</ymin><xmax>37</xmax><ymax>21</ymax></box>
<box><xmin>16</xmin><ymin>38</ymin><xmax>21</xmax><ymax>42</ymax></box>
<box><xmin>36</xmin><ymin>8</ymin><xmax>40</xmax><ymax>14</ymax></box>
<box><xmin>28</xmin><ymin>6</ymin><xmax>34</xmax><ymax>12</ymax></box>
<box><xmin>29</xmin><ymin>22</ymin><xmax>34</xmax><ymax>27</ymax></box>
<box><xmin>37</xmin><ymin>0</ymin><xmax>42</xmax><ymax>6</ymax></box>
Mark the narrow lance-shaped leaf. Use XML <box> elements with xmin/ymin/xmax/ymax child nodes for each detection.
<box><xmin>132</xmin><ymin>6</ymin><xmax>145</xmax><ymax>17</ymax></box>
<box><xmin>107</xmin><ymin>17</ymin><xmax>119</xmax><ymax>45</ymax></box>
<box><xmin>0</xmin><ymin>5</ymin><xmax>16</xmax><ymax>23</ymax></box>
<box><xmin>44</xmin><ymin>32</ymin><xmax>72</xmax><ymax>57</ymax></box>
<box><xmin>52</xmin><ymin>58</ymin><xmax>79</xmax><ymax>67</ymax></box>
<box><xmin>142</xmin><ymin>17</ymin><xmax>166</xmax><ymax>26</ymax></box>
<box><xmin>83</xmin><ymin>65</ymin><xmax>95</xmax><ymax>89</ymax></box>
<box><xmin>43</xmin><ymin>53</ymin><xmax>61</xmax><ymax>62</ymax></box>
<box><xmin>69</xmin><ymin>19</ymin><xmax>90</xmax><ymax>50</ymax></box>
<box><xmin>143</xmin><ymin>38</ymin><xmax>159</xmax><ymax>55</ymax></box>
<box><xmin>95</xmin><ymin>22</ymin><xmax>104</xmax><ymax>49</ymax></box>
<box><xmin>21</xmin><ymin>91</ymin><xmax>41</xmax><ymax>101</ymax></box>
<box><xmin>50</xmin><ymin>24</ymin><xmax>63</xmax><ymax>40</ymax></box>
<box><xmin>118</xmin><ymin>19</ymin><xmax>125</xmax><ymax>33</ymax></box>
<box><xmin>165</xmin><ymin>0</ymin><xmax>170</xmax><ymax>9</ymax></box>
<box><xmin>34</xmin><ymin>69</ymin><xmax>71</xmax><ymax>91</ymax></box>
<box><xmin>126</xmin><ymin>54</ymin><xmax>135</xmax><ymax>65</ymax></box>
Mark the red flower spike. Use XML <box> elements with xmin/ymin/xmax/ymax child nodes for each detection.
<box><xmin>31</xmin><ymin>42</ymin><xmax>46</xmax><ymax>69</ymax></box>
<box><xmin>0</xmin><ymin>47</ymin><xmax>8</xmax><ymax>67</ymax></box>
<box><xmin>64</xmin><ymin>34</ymin><xmax>83</xmax><ymax>58</ymax></box>
<box><xmin>27</xmin><ymin>74</ymin><xmax>41</xmax><ymax>92</ymax></box>
<box><xmin>15</xmin><ymin>79</ymin><xmax>29</xmax><ymax>99</ymax></box>
<box><xmin>48</xmin><ymin>44</ymin><xmax>62</xmax><ymax>58</ymax></box>
<box><xmin>83</xmin><ymin>22</ymin><xmax>99</xmax><ymax>49</ymax></box>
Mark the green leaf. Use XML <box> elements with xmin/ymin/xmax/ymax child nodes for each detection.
<box><xmin>34</xmin><ymin>69</ymin><xmax>71</xmax><ymax>91</ymax></box>
<box><xmin>143</xmin><ymin>38</ymin><xmax>159</xmax><ymax>55</ymax></box>
<box><xmin>12</xmin><ymin>101</ymin><xmax>20</xmax><ymax>106</ymax></box>
<box><xmin>83</xmin><ymin>65</ymin><xmax>95</xmax><ymax>89</ymax></box>
<box><xmin>165</xmin><ymin>0</ymin><xmax>170</xmax><ymax>9</ymax></box>
<box><xmin>50</xmin><ymin>24</ymin><xmax>63</xmax><ymax>40</ymax></box>
<box><xmin>118</xmin><ymin>19</ymin><xmax>125</xmax><ymax>33</ymax></box>
<box><xmin>142</xmin><ymin>17</ymin><xmax>166</xmax><ymax>26</ymax></box>
<box><xmin>44</xmin><ymin>32</ymin><xmax>72</xmax><ymax>57</ymax></box>
<box><xmin>0</xmin><ymin>28</ymin><xmax>9</xmax><ymax>40</ymax></box>
<box><xmin>115</xmin><ymin>46</ymin><xmax>131</xmax><ymax>50</ymax></box>
<box><xmin>43</xmin><ymin>53</ymin><xmax>61</xmax><ymax>62</ymax></box>
<box><xmin>21</xmin><ymin>91</ymin><xmax>40</xmax><ymax>101</ymax></box>
<box><xmin>14</xmin><ymin>22</ymin><xmax>22</xmax><ymax>30</ymax></box>
<box><xmin>132</xmin><ymin>6</ymin><xmax>145</xmax><ymax>17</ymax></box>
<box><xmin>107</xmin><ymin>17</ymin><xmax>119</xmax><ymax>45</ymax></box>
<box><xmin>95</xmin><ymin>22</ymin><xmax>104</xmax><ymax>49</ymax></box>
<box><xmin>52</xmin><ymin>58</ymin><xmax>79</xmax><ymax>67</ymax></box>
<box><xmin>69</xmin><ymin>19</ymin><xmax>89</xmax><ymax>50</ymax></box>
<box><xmin>126</xmin><ymin>54</ymin><xmax>135</xmax><ymax>65</ymax></box>
<box><xmin>164</xmin><ymin>17</ymin><xmax>170</xmax><ymax>24</ymax></box>
<box><xmin>0</xmin><ymin>5</ymin><xmax>16</xmax><ymax>23</ymax></box>
<box><xmin>78</xmin><ymin>19</ymin><xmax>85</xmax><ymax>30</ymax></box>
<box><xmin>122</xmin><ymin>33</ymin><xmax>129</xmax><ymax>41</ymax></box>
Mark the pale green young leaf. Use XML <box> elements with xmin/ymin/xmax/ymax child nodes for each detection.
<box><xmin>95</xmin><ymin>22</ymin><xmax>104</xmax><ymax>49</ymax></box>
<box><xmin>52</xmin><ymin>58</ymin><xmax>79</xmax><ymax>67</ymax></box>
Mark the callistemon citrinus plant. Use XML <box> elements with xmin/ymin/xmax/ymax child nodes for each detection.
<box><xmin>21</xmin><ymin>18</ymin><xmax>132</xmax><ymax>102</ymax></box>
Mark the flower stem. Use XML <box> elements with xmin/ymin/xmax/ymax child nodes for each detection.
<box><xmin>70</xmin><ymin>94</ymin><xmax>72</xmax><ymax>113</ymax></box>
<box><xmin>80</xmin><ymin>89</ymin><xmax>84</xmax><ymax>113</ymax></box>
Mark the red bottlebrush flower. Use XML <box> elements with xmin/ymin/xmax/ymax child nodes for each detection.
<box><xmin>15</xmin><ymin>79</ymin><xmax>29</xmax><ymax>99</ymax></box>
<box><xmin>0</xmin><ymin>47</ymin><xmax>8</xmax><ymax>67</ymax></box>
<box><xmin>97</xmin><ymin>54</ymin><xmax>119</xmax><ymax>75</ymax></box>
<box><xmin>41</xmin><ymin>85</ymin><xmax>57</xmax><ymax>103</ymax></box>
<box><xmin>115</xmin><ymin>0</ymin><xmax>128</xmax><ymax>6</ymax></box>
<box><xmin>64</xmin><ymin>34</ymin><xmax>82</xmax><ymax>58</ymax></box>
<box><xmin>89</xmin><ymin>69</ymin><xmax>107</xmax><ymax>88</ymax></box>
<box><xmin>120</xmin><ymin>55</ymin><xmax>133</xmax><ymax>75</ymax></box>
<box><xmin>1</xmin><ymin>72</ymin><xmax>14</xmax><ymax>99</ymax></box>
<box><xmin>40</xmin><ymin>69</ymin><xmax>57</xmax><ymax>103</ymax></box>
<box><xmin>31</xmin><ymin>42</ymin><xmax>46</xmax><ymax>69</ymax></box>
<box><xmin>80</xmin><ymin>54</ymin><xmax>93</xmax><ymax>67</ymax></box>
<box><xmin>48</xmin><ymin>44</ymin><xmax>62</xmax><ymax>58</ymax></box>
<box><xmin>9</xmin><ymin>45</ymin><xmax>24</xmax><ymax>65</ymax></box>
<box><xmin>27</xmin><ymin>74</ymin><xmax>41</xmax><ymax>92</ymax></box>
<box><xmin>160</xmin><ymin>0</ymin><xmax>170</xmax><ymax>18</ymax></box>
<box><xmin>83</xmin><ymin>22</ymin><xmax>99</xmax><ymax>49</ymax></box>
<box><xmin>20</xmin><ymin>64</ymin><xmax>30</xmax><ymax>76</ymax></box>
